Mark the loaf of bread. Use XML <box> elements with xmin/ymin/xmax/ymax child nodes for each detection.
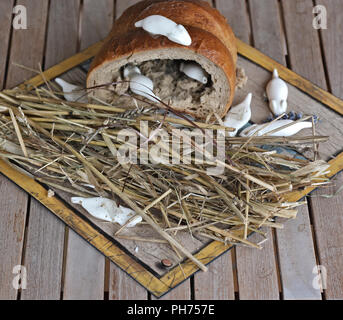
<box><xmin>87</xmin><ymin>0</ymin><xmax>237</xmax><ymax>119</ymax></box>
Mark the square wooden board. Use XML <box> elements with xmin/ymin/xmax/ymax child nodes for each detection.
<box><xmin>1</xmin><ymin>39</ymin><xmax>343</xmax><ymax>297</ymax></box>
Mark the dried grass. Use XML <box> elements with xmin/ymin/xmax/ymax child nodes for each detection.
<box><xmin>0</xmin><ymin>84</ymin><xmax>331</xmax><ymax>271</ymax></box>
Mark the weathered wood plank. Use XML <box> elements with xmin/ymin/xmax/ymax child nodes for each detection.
<box><xmin>63</xmin><ymin>230</ymin><xmax>105</xmax><ymax>300</ymax></box>
<box><xmin>44</xmin><ymin>0</ymin><xmax>81</xmax><ymax>69</ymax></box>
<box><xmin>216</xmin><ymin>0</ymin><xmax>250</xmax><ymax>43</ymax></box>
<box><xmin>5</xmin><ymin>0</ymin><xmax>49</xmax><ymax>88</ymax></box>
<box><xmin>109</xmin><ymin>262</ymin><xmax>147</xmax><ymax>300</ymax></box>
<box><xmin>0</xmin><ymin>0</ymin><xmax>14</xmax><ymax>89</ymax></box>
<box><xmin>0</xmin><ymin>2</ymin><xmax>19</xmax><ymax>300</ymax></box>
<box><xmin>309</xmin><ymin>173</ymin><xmax>343</xmax><ymax>299</ymax></box>
<box><xmin>249</xmin><ymin>0</ymin><xmax>286</xmax><ymax>65</ymax></box>
<box><xmin>277</xmin><ymin>205</ymin><xmax>321</xmax><ymax>300</ymax></box>
<box><xmin>236</xmin><ymin>229</ymin><xmax>280</xmax><ymax>300</ymax></box>
<box><xmin>281</xmin><ymin>0</ymin><xmax>327</xmax><ymax>89</ymax></box>
<box><xmin>282</xmin><ymin>0</ymin><xmax>343</xmax><ymax>300</ymax></box>
<box><xmin>20</xmin><ymin>199</ymin><xmax>65</xmax><ymax>300</ymax></box>
<box><xmin>116</xmin><ymin>0</ymin><xmax>142</xmax><ymax>18</ymax></box>
<box><xmin>310</xmin><ymin>0</ymin><xmax>343</xmax><ymax>300</ymax></box>
<box><xmin>316</xmin><ymin>0</ymin><xmax>343</xmax><ymax>98</ymax></box>
<box><xmin>248</xmin><ymin>0</ymin><xmax>320</xmax><ymax>300</ymax></box>
<box><xmin>1</xmin><ymin>0</ymin><xmax>47</xmax><ymax>300</ymax></box>
<box><xmin>80</xmin><ymin>0</ymin><xmax>114</xmax><ymax>50</ymax></box>
<box><xmin>194</xmin><ymin>253</ymin><xmax>235</xmax><ymax>300</ymax></box>
<box><xmin>0</xmin><ymin>175</ymin><xmax>28</xmax><ymax>299</ymax></box>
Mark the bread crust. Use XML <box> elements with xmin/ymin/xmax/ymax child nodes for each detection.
<box><xmin>87</xmin><ymin>0</ymin><xmax>237</xmax><ymax>118</ymax></box>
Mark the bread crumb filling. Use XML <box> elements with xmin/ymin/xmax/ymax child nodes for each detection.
<box><xmin>135</xmin><ymin>59</ymin><xmax>216</xmax><ymax>113</ymax></box>
<box><xmin>114</xmin><ymin>59</ymin><xmax>220</xmax><ymax>117</ymax></box>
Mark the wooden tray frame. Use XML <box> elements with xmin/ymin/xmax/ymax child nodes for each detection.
<box><xmin>1</xmin><ymin>39</ymin><xmax>343</xmax><ymax>298</ymax></box>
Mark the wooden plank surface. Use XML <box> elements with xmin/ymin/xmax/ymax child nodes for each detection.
<box><xmin>276</xmin><ymin>205</ymin><xmax>321</xmax><ymax>299</ymax></box>
<box><xmin>215</xmin><ymin>0</ymin><xmax>250</xmax><ymax>43</ymax></box>
<box><xmin>249</xmin><ymin>0</ymin><xmax>286</xmax><ymax>65</ymax></box>
<box><xmin>194</xmin><ymin>253</ymin><xmax>235</xmax><ymax>300</ymax></box>
<box><xmin>0</xmin><ymin>2</ymin><xmax>17</xmax><ymax>300</ymax></box>
<box><xmin>116</xmin><ymin>0</ymin><xmax>143</xmax><ymax>18</ymax></box>
<box><xmin>236</xmin><ymin>229</ymin><xmax>280</xmax><ymax>300</ymax></box>
<box><xmin>309</xmin><ymin>173</ymin><xmax>343</xmax><ymax>299</ymax></box>
<box><xmin>310</xmin><ymin>0</ymin><xmax>343</xmax><ymax>300</ymax></box>
<box><xmin>63</xmin><ymin>230</ymin><xmax>105</xmax><ymax>300</ymax></box>
<box><xmin>5</xmin><ymin>0</ymin><xmax>49</xmax><ymax>88</ymax></box>
<box><xmin>282</xmin><ymin>0</ymin><xmax>343</xmax><ymax>300</ymax></box>
<box><xmin>109</xmin><ymin>263</ymin><xmax>147</xmax><ymax>300</ymax></box>
<box><xmin>0</xmin><ymin>175</ymin><xmax>28</xmax><ymax>299</ymax></box>
<box><xmin>21</xmin><ymin>199</ymin><xmax>65</xmax><ymax>300</ymax></box>
<box><xmin>1</xmin><ymin>0</ymin><xmax>48</xmax><ymax>300</ymax></box>
<box><xmin>0</xmin><ymin>0</ymin><xmax>14</xmax><ymax>89</ymax></box>
<box><xmin>44</xmin><ymin>0</ymin><xmax>81</xmax><ymax>69</ymax></box>
<box><xmin>281</xmin><ymin>0</ymin><xmax>327</xmax><ymax>89</ymax></box>
<box><xmin>317</xmin><ymin>0</ymin><xmax>343</xmax><ymax>97</ymax></box>
<box><xmin>80</xmin><ymin>0</ymin><xmax>114</xmax><ymax>50</ymax></box>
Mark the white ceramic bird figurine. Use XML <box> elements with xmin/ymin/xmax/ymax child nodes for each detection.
<box><xmin>55</xmin><ymin>78</ymin><xmax>86</xmax><ymax>102</ymax></box>
<box><xmin>223</xmin><ymin>93</ymin><xmax>252</xmax><ymax>137</ymax></box>
<box><xmin>180</xmin><ymin>62</ymin><xmax>208</xmax><ymax>84</ymax></box>
<box><xmin>123</xmin><ymin>65</ymin><xmax>160</xmax><ymax>103</ymax></box>
<box><xmin>71</xmin><ymin>197</ymin><xmax>142</xmax><ymax>227</ymax></box>
<box><xmin>239</xmin><ymin>119</ymin><xmax>312</xmax><ymax>137</ymax></box>
<box><xmin>266</xmin><ymin>69</ymin><xmax>288</xmax><ymax>116</ymax></box>
<box><xmin>135</xmin><ymin>15</ymin><xmax>192</xmax><ymax>46</ymax></box>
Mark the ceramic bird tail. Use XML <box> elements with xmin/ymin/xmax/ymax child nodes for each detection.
<box><xmin>55</xmin><ymin>78</ymin><xmax>86</xmax><ymax>102</ymax></box>
<box><xmin>223</xmin><ymin>93</ymin><xmax>252</xmax><ymax>137</ymax></box>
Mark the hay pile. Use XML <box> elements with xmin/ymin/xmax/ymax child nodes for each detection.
<box><xmin>0</xmin><ymin>85</ymin><xmax>330</xmax><ymax>271</ymax></box>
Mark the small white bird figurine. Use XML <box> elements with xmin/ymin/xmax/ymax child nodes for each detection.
<box><xmin>71</xmin><ymin>197</ymin><xmax>142</xmax><ymax>227</ymax></box>
<box><xmin>180</xmin><ymin>62</ymin><xmax>208</xmax><ymax>84</ymax></box>
<box><xmin>55</xmin><ymin>78</ymin><xmax>86</xmax><ymax>102</ymax></box>
<box><xmin>135</xmin><ymin>15</ymin><xmax>192</xmax><ymax>46</ymax></box>
<box><xmin>223</xmin><ymin>93</ymin><xmax>252</xmax><ymax>137</ymax></box>
<box><xmin>239</xmin><ymin>119</ymin><xmax>312</xmax><ymax>137</ymax></box>
<box><xmin>123</xmin><ymin>65</ymin><xmax>160</xmax><ymax>103</ymax></box>
<box><xmin>266</xmin><ymin>69</ymin><xmax>288</xmax><ymax>116</ymax></box>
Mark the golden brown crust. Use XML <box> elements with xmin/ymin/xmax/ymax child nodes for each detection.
<box><xmin>87</xmin><ymin>0</ymin><xmax>237</xmax><ymax>118</ymax></box>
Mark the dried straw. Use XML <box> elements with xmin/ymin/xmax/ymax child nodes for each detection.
<box><xmin>0</xmin><ymin>85</ymin><xmax>331</xmax><ymax>271</ymax></box>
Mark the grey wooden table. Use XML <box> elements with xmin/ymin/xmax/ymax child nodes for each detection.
<box><xmin>0</xmin><ymin>0</ymin><xmax>342</xmax><ymax>300</ymax></box>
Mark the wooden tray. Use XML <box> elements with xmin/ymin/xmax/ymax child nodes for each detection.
<box><xmin>1</xmin><ymin>39</ymin><xmax>343</xmax><ymax>298</ymax></box>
